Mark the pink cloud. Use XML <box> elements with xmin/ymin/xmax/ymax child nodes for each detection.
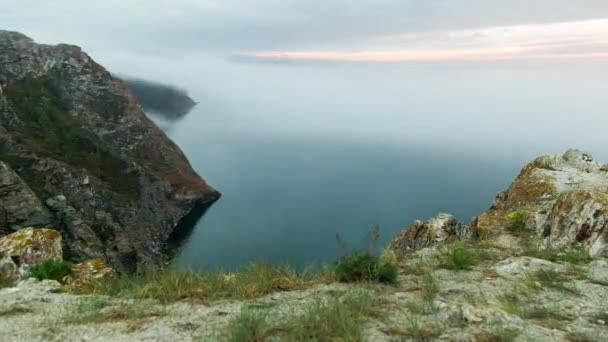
<box><xmin>238</xmin><ymin>18</ymin><xmax>608</xmax><ymax>62</ymax></box>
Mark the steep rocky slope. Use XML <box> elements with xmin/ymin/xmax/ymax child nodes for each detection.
<box><xmin>0</xmin><ymin>31</ymin><xmax>220</xmax><ymax>272</ymax></box>
<box><xmin>470</xmin><ymin>149</ymin><xmax>608</xmax><ymax>257</ymax></box>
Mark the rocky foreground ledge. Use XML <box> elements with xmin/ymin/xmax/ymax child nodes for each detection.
<box><xmin>0</xmin><ymin>30</ymin><xmax>220</xmax><ymax>273</ymax></box>
<box><xmin>1</xmin><ymin>149</ymin><xmax>607</xmax><ymax>341</ymax></box>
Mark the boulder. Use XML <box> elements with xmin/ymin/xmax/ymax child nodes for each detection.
<box><xmin>0</xmin><ymin>256</ymin><xmax>18</xmax><ymax>286</ymax></box>
<box><xmin>63</xmin><ymin>258</ymin><xmax>116</xmax><ymax>292</ymax></box>
<box><xmin>471</xmin><ymin>149</ymin><xmax>608</xmax><ymax>257</ymax></box>
<box><xmin>390</xmin><ymin>213</ymin><xmax>469</xmax><ymax>255</ymax></box>
<box><xmin>0</xmin><ymin>227</ymin><xmax>62</xmax><ymax>265</ymax></box>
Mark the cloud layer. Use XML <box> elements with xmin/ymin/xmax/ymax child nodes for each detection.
<box><xmin>2</xmin><ymin>0</ymin><xmax>608</xmax><ymax>60</ymax></box>
<box><xmin>241</xmin><ymin>19</ymin><xmax>608</xmax><ymax>62</ymax></box>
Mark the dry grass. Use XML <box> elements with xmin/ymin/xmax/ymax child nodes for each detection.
<box><xmin>92</xmin><ymin>262</ymin><xmax>332</xmax><ymax>304</ymax></box>
<box><xmin>63</xmin><ymin>297</ymin><xmax>166</xmax><ymax>331</ymax></box>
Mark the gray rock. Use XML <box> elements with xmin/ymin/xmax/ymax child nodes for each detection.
<box><xmin>471</xmin><ymin>149</ymin><xmax>608</xmax><ymax>258</ymax></box>
<box><xmin>0</xmin><ymin>256</ymin><xmax>18</xmax><ymax>286</ymax></box>
<box><xmin>0</xmin><ymin>162</ymin><xmax>54</xmax><ymax>234</ymax></box>
<box><xmin>390</xmin><ymin>213</ymin><xmax>469</xmax><ymax>254</ymax></box>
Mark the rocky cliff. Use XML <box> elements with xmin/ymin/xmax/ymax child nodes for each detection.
<box><xmin>391</xmin><ymin>149</ymin><xmax>608</xmax><ymax>259</ymax></box>
<box><xmin>0</xmin><ymin>31</ymin><xmax>220</xmax><ymax>272</ymax></box>
<box><xmin>471</xmin><ymin>149</ymin><xmax>608</xmax><ymax>257</ymax></box>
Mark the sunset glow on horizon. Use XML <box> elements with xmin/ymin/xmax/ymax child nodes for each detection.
<box><xmin>239</xmin><ymin>18</ymin><xmax>608</xmax><ymax>62</ymax></box>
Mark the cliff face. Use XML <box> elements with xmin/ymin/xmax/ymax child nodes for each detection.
<box><xmin>391</xmin><ymin>149</ymin><xmax>608</xmax><ymax>259</ymax></box>
<box><xmin>471</xmin><ymin>149</ymin><xmax>608</xmax><ymax>257</ymax></box>
<box><xmin>0</xmin><ymin>31</ymin><xmax>220</xmax><ymax>272</ymax></box>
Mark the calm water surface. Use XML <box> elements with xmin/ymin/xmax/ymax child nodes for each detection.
<box><xmin>148</xmin><ymin>64</ymin><xmax>607</xmax><ymax>271</ymax></box>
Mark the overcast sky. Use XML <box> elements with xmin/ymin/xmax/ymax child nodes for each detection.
<box><xmin>2</xmin><ymin>1</ymin><xmax>608</xmax><ymax>61</ymax></box>
<box><xmin>2</xmin><ymin>1</ymin><xmax>608</xmax><ymax>161</ymax></box>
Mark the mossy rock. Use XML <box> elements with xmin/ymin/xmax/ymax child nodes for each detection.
<box><xmin>0</xmin><ymin>228</ymin><xmax>62</xmax><ymax>265</ymax></box>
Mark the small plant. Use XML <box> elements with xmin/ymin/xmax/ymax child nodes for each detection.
<box><xmin>507</xmin><ymin>210</ymin><xmax>527</xmax><ymax>235</ymax></box>
<box><xmin>497</xmin><ymin>292</ymin><xmax>525</xmax><ymax>317</ymax></box>
<box><xmin>225</xmin><ymin>309</ymin><xmax>270</xmax><ymax>342</ymax></box>
<box><xmin>63</xmin><ymin>297</ymin><xmax>110</xmax><ymax>324</ymax></box>
<box><xmin>522</xmin><ymin>243</ymin><xmax>592</xmax><ymax>265</ymax></box>
<box><xmin>334</xmin><ymin>226</ymin><xmax>398</xmax><ymax>284</ymax></box>
<box><xmin>440</xmin><ymin>242</ymin><xmax>479</xmax><ymax>270</ymax></box>
<box><xmin>282</xmin><ymin>290</ymin><xmax>372</xmax><ymax>341</ymax></box>
<box><xmin>420</xmin><ymin>271</ymin><xmax>440</xmax><ymax>303</ymax></box>
<box><xmin>63</xmin><ymin>297</ymin><xmax>166</xmax><ymax>327</ymax></box>
<box><xmin>335</xmin><ymin>251</ymin><xmax>397</xmax><ymax>284</ymax></box>
<box><xmin>497</xmin><ymin>291</ymin><xmax>570</xmax><ymax>321</ymax></box>
<box><xmin>556</xmin><ymin>245</ymin><xmax>592</xmax><ymax>264</ymax></box>
<box><xmin>521</xmin><ymin>268</ymin><xmax>580</xmax><ymax>295</ymax></box>
<box><xmin>26</xmin><ymin>259</ymin><xmax>72</xmax><ymax>282</ymax></box>
<box><xmin>403</xmin><ymin>315</ymin><xmax>443</xmax><ymax>341</ymax></box>
<box><xmin>487</xmin><ymin>324</ymin><xmax>520</xmax><ymax>342</ymax></box>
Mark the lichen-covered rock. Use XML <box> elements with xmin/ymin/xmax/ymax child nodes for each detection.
<box><xmin>390</xmin><ymin>213</ymin><xmax>469</xmax><ymax>255</ymax></box>
<box><xmin>63</xmin><ymin>258</ymin><xmax>116</xmax><ymax>292</ymax></box>
<box><xmin>0</xmin><ymin>227</ymin><xmax>62</xmax><ymax>264</ymax></box>
<box><xmin>0</xmin><ymin>30</ymin><xmax>220</xmax><ymax>272</ymax></box>
<box><xmin>0</xmin><ymin>256</ymin><xmax>18</xmax><ymax>286</ymax></box>
<box><xmin>471</xmin><ymin>149</ymin><xmax>608</xmax><ymax>257</ymax></box>
<box><xmin>0</xmin><ymin>162</ymin><xmax>53</xmax><ymax>235</ymax></box>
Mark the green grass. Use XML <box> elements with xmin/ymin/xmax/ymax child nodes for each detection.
<box><xmin>439</xmin><ymin>242</ymin><xmax>480</xmax><ymax>270</ymax></box>
<box><xmin>92</xmin><ymin>262</ymin><xmax>330</xmax><ymax>304</ymax></box>
<box><xmin>420</xmin><ymin>271</ymin><xmax>440</xmax><ymax>303</ymax></box>
<box><xmin>63</xmin><ymin>297</ymin><xmax>165</xmax><ymax>328</ymax></box>
<box><xmin>521</xmin><ymin>242</ymin><xmax>592</xmax><ymax>265</ymax></box>
<box><xmin>402</xmin><ymin>257</ymin><xmax>439</xmax><ymax>276</ymax></box>
<box><xmin>280</xmin><ymin>290</ymin><xmax>373</xmax><ymax>341</ymax></box>
<box><xmin>404</xmin><ymin>270</ymin><xmax>440</xmax><ymax>316</ymax></box>
<box><xmin>507</xmin><ymin>210</ymin><xmax>527</xmax><ymax>236</ymax></box>
<box><xmin>224</xmin><ymin>290</ymin><xmax>377</xmax><ymax>341</ymax></box>
<box><xmin>25</xmin><ymin>259</ymin><xmax>73</xmax><ymax>282</ymax></box>
<box><xmin>401</xmin><ymin>316</ymin><xmax>444</xmax><ymax>342</ymax></box>
<box><xmin>335</xmin><ymin>250</ymin><xmax>398</xmax><ymax>284</ymax></box>
<box><xmin>520</xmin><ymin>268</ymin><xmax>580</xmax><ymax>294</ymax></box>
<box><xmin>3</xmin><ymin>72</ymin><xmax>140</xmax><ymax>200</ymax></box>
<box><xmin>497</xmin><ymin>291</ymin><xmax>571</xmax><ymax>321</ymax></box>
<box><xmin>225</xmin><ymin>309</ymin><xmax>270</xmax><ymax>342</ymax></box>
<box><xmin>487</xmin><ymin>324</ymin><xmax>521</xmax><ymax>342</ymax></box>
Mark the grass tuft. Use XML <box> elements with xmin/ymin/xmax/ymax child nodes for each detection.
<box><xmin>335</xmin><ymin>251</ymin><xmax>398</xmax><ymax>284</ymax></box>
<box><xmin>225</xmin><ymin>309</ymin><xmax>270</xmax><ymax>342</ymax></box>
<box><xmin>63</xmin><ymin>297</ymin><xmax>165</xmax><ymax>328</ymax></box>
<box><xmin>281</xmin><ymin>290</ymin><xmax>373</xmax><ymax>341</ymax></box>
<box><xmin>26</xmin><ymin>259</ymin><xmax>72</xmax><ymax>282</ymax></box>
<box><xmin>507</xmin><ymin>210</ymin><xmax>527</xmax><ymax>236</ymax></box>
<box><xmin>520</xmin><ymin>268</ymin><xmax>580</xmax><ymax>295</ymax></box>
<box><xmin>439</xmin><ymin>242</ymin><xmax>480</xmax><ymax>270</ymax></box>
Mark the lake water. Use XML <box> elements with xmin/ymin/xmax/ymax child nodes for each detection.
<box><xmin>164</xmin><ymin>126</ymin><xmax>519</xmax><ymax>270</ymax></box>
<box><xmin>144</xmin><ymin>62</ymin><xmax>608</xmax><ymax>271</ymax></box>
